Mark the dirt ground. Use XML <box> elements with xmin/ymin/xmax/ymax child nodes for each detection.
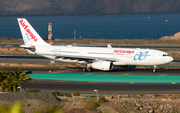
<box><xmin>0</xmin><ymin>97</ymin><xmax>180</xmax><ymax>113</ymax></box>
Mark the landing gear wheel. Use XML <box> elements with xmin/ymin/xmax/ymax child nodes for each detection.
<box><xmin>153</xmin><ymin>69</ymin><xmax>157</xmax><ymax>73</ymax></box>
<box><xmin>87</xmin><ymin>68</ymin><xmax>93</xmax><ymax>72</ymax></box>
<box><xmin>82</xmin><ymin>68</ymin><xmax>86</xmax><ymax>72</ymax></box>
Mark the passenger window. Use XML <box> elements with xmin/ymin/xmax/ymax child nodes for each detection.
<box><xmin>163</xmin><ymin>54</ymin><xmax>169</xmax><ymax>56</ymax></box>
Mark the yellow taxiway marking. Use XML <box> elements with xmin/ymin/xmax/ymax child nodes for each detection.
<box><xmin>52</xmin><ymin>72</ymin><xmax>59</xmax><ymax>74</ymax></box>
<box><xmin>34</xmin><ymin>79</ymin><xmax>45</xmax><ymax>81</ymax></box>
<box><xmin>129</xmin><ymin>82</ymin><xmax>135</xmax><ymax>84</ymax></box>
<box><xmin>87</xmin><ymin>81</ymin><xmax>99</xmax><ymax>83</ymax></box>
<box><xmin>121</xmin><ymin>73</ymin><xmax>130</xmax><ymax>75</ymax></box>
<box><xmin>85</xmin><ymin>73</ymin><xmax>94</xmax><ymax>75</ymax></box>
<box><xmin>158</xmin><ymin>74</ymin><xmax>167</xmax><ymax>76</ymax></box>
<box><xmin>54</xmin><ymin>80</ymin><xmax>69</xmax><ymax>82</ymax></box>
<box><xmin>49</xmin><ymin>71</ymin><xmax>59</xmax><ymax>74</ymax></box>
<box><xmin>171</xmin><ymin>82</ymin><xmax>176</xmax><ymax>84</ymax></box>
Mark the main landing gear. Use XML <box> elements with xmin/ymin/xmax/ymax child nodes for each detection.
<box><xmin>153</xmin><ymin>65</ymin><xmax>157</xmax><ymax>73</ymax></box>
<box><xmin>82</xmin><ymin>67</ymin><xmax>93</xmax><ymax>72</ymax></box>
<box><xmin>83</xmin><ymin>64</ymin><xmax>93</xmax><ymax>72</ymax></box>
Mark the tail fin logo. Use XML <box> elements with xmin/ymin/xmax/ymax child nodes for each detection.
<box><xmin>24</xmin><ymin>33</ymin><xmax>30</xmax><ymax>44</ymax></box>
<box><xmin>19</xmin><ymin>19</ymin><xmax>38</xmax><ymax>42</ymax></box>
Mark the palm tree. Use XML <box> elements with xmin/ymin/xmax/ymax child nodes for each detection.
<box><xmin>8</xmin><ymin>67</ymin><xmax>33</xmax><ymax>92</ymax></box>
<box><xmin>2</xmin><ymin>82</ymin><xmax>13</xmax><ymax>93</ymax></box>
<box><xmin>0</xmin><ymin>69</ymin><xmax>9</xmax><ymax>92</ymax></box>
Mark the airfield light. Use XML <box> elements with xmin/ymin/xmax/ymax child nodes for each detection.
<box><xmin>94</xmin><ymin>89</ymin><xmax>98</xmax><ymax>99</ymax></box>
<box><xmin>17</xmin><ymin>86</ymin><xmax>21</xmax><ymax>92</ymax></box>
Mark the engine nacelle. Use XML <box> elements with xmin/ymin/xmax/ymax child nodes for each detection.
<box><xmin>91</xmin><ymin>61</ymin><xmax>113</xmax><ymax>71</ymax></box>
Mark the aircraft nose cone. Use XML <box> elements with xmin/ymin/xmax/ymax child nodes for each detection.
<box><xmin>169</xmin><ymin>56</ymin><xmax>174</xmax><ymax>62</ymax></box>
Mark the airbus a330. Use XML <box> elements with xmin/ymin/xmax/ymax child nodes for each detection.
<box><xmin>17</xmin><ymin>18</ymin><xmax>173</xmax><ymax>72</ymax></box>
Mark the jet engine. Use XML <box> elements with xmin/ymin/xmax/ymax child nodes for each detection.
<box><xmin>91</xmin><ymin>61</ymin><xmax>113</xmax><ymax>71</ymax></box>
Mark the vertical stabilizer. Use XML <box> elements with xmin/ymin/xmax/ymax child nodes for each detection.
<box><xmin>17</xmin><ymin>18</ymin><xmax>49</xmax><ymax>46</ymax></box>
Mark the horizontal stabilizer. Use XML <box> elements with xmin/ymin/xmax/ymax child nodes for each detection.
<box><xmin>20</xmin><ymin>45</ymin><xmax>33</xmax><ymax>48</ymax></box>
<box><xmin>20</xmin><ymin>45</ymin><xmax>36</xmax><ymax>52</ymax></box>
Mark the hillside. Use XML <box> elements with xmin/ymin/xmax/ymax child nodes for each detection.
<box><xmin>1</xmin><ymin>0</ymin><xmax>180</xmax><ymax>16</ymax></box>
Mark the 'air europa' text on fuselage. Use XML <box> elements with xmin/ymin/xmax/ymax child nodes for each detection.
<box><xmin>113</xmin><ymin>49</ymin><xmax>134</xmax><ymax>54</ymax></box>
<box><xmin>19</xmin><ymin>20</ymin><xmax>38</xmax><ymax>42</ymax></box>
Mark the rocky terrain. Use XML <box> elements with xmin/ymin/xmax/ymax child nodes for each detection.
<box><xmin>1</xmin><ymin>0</ymin><xmax>180</xmax><ymax>16</ymax></box>
<box><xmin>0</xmin><ymin>92</ymin><xmax>180</xmax><ymax>113</ymax></box>
<box><xmin>160</xmin><ymin>32</ymin><xmax>180</xmax><ymax>40</ymax></box>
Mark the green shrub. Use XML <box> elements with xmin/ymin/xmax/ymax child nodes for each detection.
<box><xmin>132</xmin><ymin>94</ymin><xmax>137</xmax><ymax>98</ymax></box>
<box><xmin>127</xmin><ymin>95</ymin><xmax>131</xmax><ymax>98</ymax></box>
<box><xmin>73</xmin><ymin>92</ymin><xmax>80</xmax><ymax>96</ymax></box>
<box><xmin>98</xmin><ymin>97</ymin><xmax>108</xmax><ymax>103</ymax></box>
<box><xmin>52</xmin><ymin>91</ymin><xmax>72</xmax><ymax>97</ymax></box>
<box><xmin>52</xmin><ymin>91</ymin><xmax>62</xmax><ymax>96</ymax></box>
<box><xmin>26</xmin><ymin>89</ymin><xmax>41</xmax><ymax>93</ymax></box>
<box><xmin>154</xmin><ymin>94</ymin><xmax>162</xmax><ymax>98</ymax></box>
<box><xmin>89</xmin><ymin>95</ymin><xmax>96</xmax><ymax>98</ymax></box>
<box><xmin>63</xmin><ymin>93</ymin><xmax>72</xmax><ymax>97</ymax></box>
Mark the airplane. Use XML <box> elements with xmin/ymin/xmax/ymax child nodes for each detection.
<box><xmin>17</xmin><ymin>18</ymin><xmax>173</xmax><ymax>72</ymax></box>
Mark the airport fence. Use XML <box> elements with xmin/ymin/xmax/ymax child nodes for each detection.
<box><xmin>55</xmin><ymin>93</ymin><xmax>100</xmax><ymax>100</ymax></box>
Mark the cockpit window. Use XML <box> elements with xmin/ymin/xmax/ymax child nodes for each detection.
<box><xmin>163</xmin><ymin>54</ymin><xmax>170</xmax><ymax>56</ymax></box>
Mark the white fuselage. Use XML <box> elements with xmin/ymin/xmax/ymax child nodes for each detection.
<box><xmin>34</xmin><ymin>45</ymin><xmax>173</xmax><ymax>66</ymax></box>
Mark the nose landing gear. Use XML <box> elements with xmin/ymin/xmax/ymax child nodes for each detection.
<box><xmin>153</xmin><ymin>65</ymin><xmax>157</xmax><ymax>72</ymax></box>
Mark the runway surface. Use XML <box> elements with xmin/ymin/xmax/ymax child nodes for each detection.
<box><xmin>21</xmin><ymin>79</ymin><xmax>180</xmax><ymax>94</ymax></box>
<box><xmin>17</xmin><ymin>68</ymin><xmax>180</xmax><ymax>94</ymax></box>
